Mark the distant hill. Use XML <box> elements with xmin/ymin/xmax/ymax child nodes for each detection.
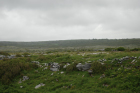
<box><xmin>0</xmin><ymin>39</ymin><xmax>140</xmax><ymax>48</ymax></box>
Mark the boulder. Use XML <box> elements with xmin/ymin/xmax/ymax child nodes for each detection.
<box><xmin>76</xmin><ymin>63</ymin><xmax>91</xmax><ymax>71</ymax></box>
<box><xmin>82</xmin><ymin>63</ymin><xmax>91</xmax><ymax>71</ymax></box>
<box><xmin>49</xmin><ymin>62</ymin><xmax>60</xmax><ymax>71</ymax></box>
<box><xmin>76</xmin><ymin>63</ymin><xmax>83</xmax><ymax>71</ymax></box>
<box><xmin>52</xmin><ymin>63</ymin><xmax>59</xmax><ymax>68</ymax></box>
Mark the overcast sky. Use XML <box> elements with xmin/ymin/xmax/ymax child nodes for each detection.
<box><xmin>0</xmin><ymin>0</ymin><xmax>140</xmax><ymax>41</ymax></box>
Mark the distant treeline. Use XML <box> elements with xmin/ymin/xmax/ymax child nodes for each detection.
<box><xmin>0</xmin><ymin>39</ymin><xmax>140</xmax><ymax>48</ymax></box>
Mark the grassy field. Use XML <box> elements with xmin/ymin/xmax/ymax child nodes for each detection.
<box><xmin>0</xmin><ymin>50</ymin><xmax>140</xmax><ymax>93</ymax></box>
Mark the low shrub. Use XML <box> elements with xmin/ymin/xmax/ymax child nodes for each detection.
<box><xmin>0</xmin><ymin>51</ymin><xmax>10</xmax><ymax>56</ymax></box>
<box><xmin>22</xmin><ymin>52</ymin><xmax>30</xmax><ymax>57</ymax></box>
<box><xmin>16</xmin><ymin>53</ymin><xmax>22</xmax><ymax>57</ymax></box>
<box><xmin>0</xmin><ymin>59</ymin><xmax>38</xmax><ymax>84</ymax></box>
<box><xmin>66</xmin><ymin>62</ymin><xmax>78</xmax><ymax>72</ymax></box>
<box><xmin>117</xmin><ymin>47</ymin><xmax>126</xmax><ymax>51</ymax></box>
<box><xmin>91</xmin><ymin>62</ymin><xmax>106</xmax><ymax>74</ymax></box>
<box><xmin>98</xmin><ymin>78</ymin><xmax>111</xmax><ymax>87</ymax></box>
<box><xmin>59</xmin><ymin>64</ymin><xmax>66</xmax><ymax>71</ymax></box>
<box><xmin>37</xmin><ymin>55</ymin><xmax>46</xmax><ymax>61</ymax></box>
<box><xmin>130</xmin><ymin>48</ymin><xmax>140</xmax><ymax>51</ymax></box>
<box><xmin>105</xmin><ymin>48</ymin><xmax>116</xmax><ymax>51</ymax></box>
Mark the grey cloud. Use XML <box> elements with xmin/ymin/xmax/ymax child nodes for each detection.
<box><xmin>0</xmin><ymin>0</ymin><xmax>140</xmax><ymax>41</ymax></box>
<box><xmin>1</xmin><ymin>0</ymin><xmax>140</xmax><ymax>9</ymax></box>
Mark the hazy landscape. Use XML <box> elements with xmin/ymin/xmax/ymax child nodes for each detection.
<box><xmin>0</xmin><ymin>39</ymin><xmax>140</xmax><ymax>93</ymax></box>
<box><xmin>1</xmin><ymin>0</ymin><xmax>140</xmax><ymax>93</ymax></box>
<box><xmin>0</xmin><ymin>39</ymin><xmax>140</xmax><ymax>52</ymax></box>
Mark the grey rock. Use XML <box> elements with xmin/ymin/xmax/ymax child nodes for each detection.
<box><xmin>76</xmin><ymin>63</ymin><xmax>83</xmax><ymax>71</ymax></box>
<box><xmin>44</xmin><ymin>67</ymin><xmax>48</xmax><ymax>70</ymax></box>
<box><xmin>111</xmin><ymin>56</ymin><xmax>133</xmax><ymax>64</ymax></box>
<box><xmin>0</xmin><ymin>55</ymin><xmax>6</xmax><ymax>60</ymax></box>
<box><xmin>49</xmin><ymin>62</ymin><xmax>60</xmax><ymax>71</ymax></box>
<box><xmin>44</xmin><ymin>63</ymin><xmax>48</xmax><ymax>66</ymax></box>
<box><xmin>88</xmin><ymin>69</ymin><xmax>93</xmax><ymax>74</ymax></box>
<box><xmin>20</xmin><ymin>86</ymin><xmax>23</xmax><ymax>88</ymax></box>
<box><xmin>131</xmin><ymin>59</ymin><xmax>136</xmax><ymax>63</ymax></box>
<box><xmin>51</xmin><ymin>73</ymin><xmax>53</xmax><ymax>76</ymax></box>
<box><xmin>35</xmin><ymin>83</ymin><xmax>45</xmax><ymax>89</ymax></box>
<box><xmin>52</xmin><ymin>63</ymin><xmax>59</xmax><ymax>68</ymax></box>
<box><xmin>82</xmin><ymin>63</ymin><xmax>91</xmax><ymax>71</ymax></box>
<box><xmin>50</xmin><ymin>68</ymin><xmax>59</xmax><ymax>71</ymax></box>
<box><xmin>76</xmin><ymin>63</ymin><xmax>91</xmax><ymax>71</ymax></box>
<box><xmin>23</xmin><ymin>76</ymin><xmax>29</xmax><ymax>81</ymax></box>
<box><xmin>63</xmin><ymin>63</ymin><xmax>70</xmax><ymax>68</ymax></box>
<box><xmin>7</xmin><ymin>55</ymin><xmax>15</xmax><ymax>59</ymax></box>
<box><xmin>61</xmin><ymin>71</ymin><xmax>64</xmax><ymax>74</ymax></box>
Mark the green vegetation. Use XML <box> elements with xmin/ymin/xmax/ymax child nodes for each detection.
<box><xmin>0</xmin><ymin>51</ymin><xmax>10</xmax><ymax>56</ymax></box>
<box><xmin>91</xmin><ymin>62</ymin><xmax>106</xmax><ymax>74</ymax></box>
<box><xmin>105</xmin><ymin>48</ymin><xmax>116</xmax><ymax>51</ymax></box>
<box><xmin>16</xmin><ymin>53</ymin><xmax>22</xmax><ymax>57</ymax></box>
<box><xmin>130</xmin><ymin>48</ymin><xmax>140</xmax><ymax>51</ymax></box>
<box><xmin>117</xmin><ymin>47</ymin><xmax>126</xmax><ymax>51</ymax></box>
<box><xmin>0</xmin><ymin>58</ymin><xmax>38</xmax><ymax>84</ymax></box>
<box><xmin>0</xmin><ymin>39</ymin><xmax>140</xmax><ymax>49</ymax></box>
<box><xmin>0</xmin><ymin>50</ymin><xmax>140</xmax><ymax>93</ymax></box>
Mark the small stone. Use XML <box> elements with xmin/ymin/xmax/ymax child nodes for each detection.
<box><xmin>23</xmin><ymin>76</ymin><xmax>29</xmax><ymax>81</ymax></box>
<box><xmin>40</xmin><ymin>83</ymin><xmax>45</xmax><ymax>86</ymax></box>
<box><xmin>63</xmin><ymin>63</ymin><xmax>70</xmax><ymax>68</ymax></box>
<box><xmin>50</xmin><ymin>68</ymin><xmax>59</xmax><ymax>71</ymax></box>
<box><xmin>20</xmin><ymin>86</ymin><xmax>23</xmax><ymax>88</ymax></box>
<box><xmin>61</xmin><ymin>71</ymin><xmax>64</xmax><ymax>74</ymax></box>
<box><xmin>99</xmin><ymin>74</ymin><xmax>105</xmax><ymax>79</ymax></box>
<box><xmin>88</xmin><ymin>69</ymin><xmax>93</xmax><ymax>74</ymax></box>
<box><xmin>35</xmin><ymin>83</ymin><xmax>45</xmax><ymax>89</ymax></box>
<box><xmin>51</xmin><ymin>73</ymin><xmax>53</xmax><ymax>76</ymax></box>
<box><xmin>44</xmin><ymin>67</ymin><xmax>48</xmax><ymax>70</ymax></box>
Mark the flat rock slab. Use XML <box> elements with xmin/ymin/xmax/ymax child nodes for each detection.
<box><xmin>50</xmin><ymin>68</ymin><xmax>59</xmax><ymax>71</ymax></box>
<box><xmin>35</xmin><ymin>83</ymin><xmax>45</xmax><ymax>89</ymax></box>
<box><xmin>76</xmin><ymin>63</ymin><xmax>91</xmax><ymax>71</ymax></box>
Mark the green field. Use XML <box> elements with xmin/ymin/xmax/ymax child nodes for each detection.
<box><xmin>0</xmin><ymin>50</ymin><xmax>140</xmax><ymax>93</ymax></box>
